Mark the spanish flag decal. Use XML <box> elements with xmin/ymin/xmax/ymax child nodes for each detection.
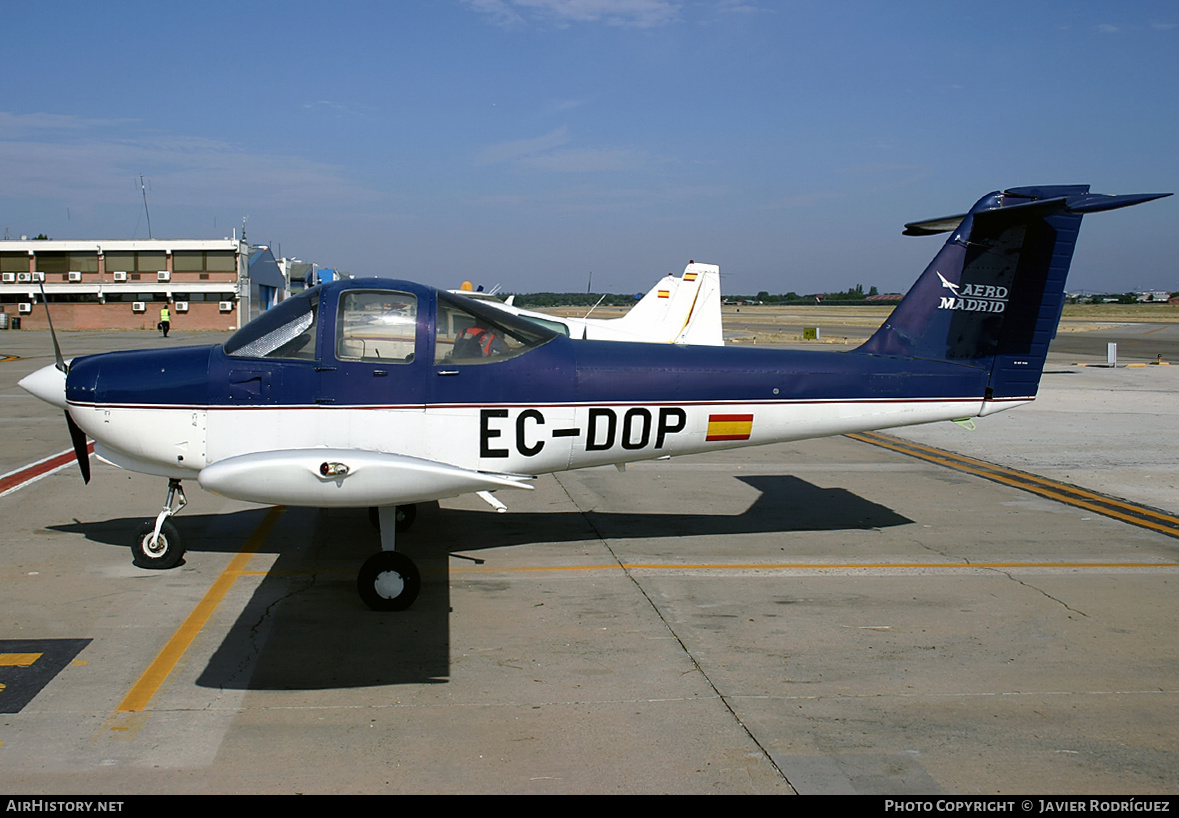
<box><xmin>658</xmin><ymin>289</ymin><xmax>670</xmax><ymax>298</ymax></box>
<box><xmin>706</xmin><ymin>413</ymin><xmax>753</xmax><ymax>441</ymax></box>
<box><xmin>684</xmin><ymin>272</ymin><xmax>698</xmax><ymax>281</ymax></box>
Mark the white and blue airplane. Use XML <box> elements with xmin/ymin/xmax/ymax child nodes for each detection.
<box><xmin>19</xmin><ymin>185</ymin><xmax>1169</xmax><ymax>611</ymax></box>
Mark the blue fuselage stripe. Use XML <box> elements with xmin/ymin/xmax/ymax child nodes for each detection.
<box><xmin>65</xmin><ymin>337</ymin><xmax>993</xmax><ymax>410</ymax></box>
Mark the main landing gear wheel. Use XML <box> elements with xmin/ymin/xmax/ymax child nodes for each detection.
<box><xmin>132</xmin><ymin>519</ymin><xmax>186</xmax><ymax>569</ymax></box>
<box><xmin>357</xmin><ymin>551</ymin><xmax>421</xmax><ymax>611</ymax></box>
<box><xmin>367</xmin><ymin>503</ymin><xmax>417</xmax><ymax>532</ymax></box>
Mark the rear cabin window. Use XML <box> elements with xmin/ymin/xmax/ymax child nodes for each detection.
<box><xmin>434</xmin><ymin>292</ymin><xmax>556</xmax><ymax>365</ymax></box>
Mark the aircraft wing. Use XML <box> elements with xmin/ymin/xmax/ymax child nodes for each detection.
<box><xmin>197</xmin><ymin>448</ymin><xmax>534</xmax><ymax>508</ymax></box>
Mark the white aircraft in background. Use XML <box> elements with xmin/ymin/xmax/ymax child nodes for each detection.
<box><xmin>453</xmin><ymin>261</ymin><xmax>723</xmax><ymax>345</ymax></box>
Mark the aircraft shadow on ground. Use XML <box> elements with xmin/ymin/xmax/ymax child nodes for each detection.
<box><xmin>53</xmin><ymin>475</ymin><xmax>911</xmax><ymax>689</ymax></box>
<box><xmin>50</xmin><ymin>474</ymin><xmax>910</xmax><ymax>557</ymax></box>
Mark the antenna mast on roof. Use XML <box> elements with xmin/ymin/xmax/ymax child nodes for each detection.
<box><xmin>139</xmin><ymin>175</ymin><xmax>153</xmax><ymax>239</ymax></box>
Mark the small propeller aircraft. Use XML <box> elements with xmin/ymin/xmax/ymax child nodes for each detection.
<box><xmin>19</xmin><ymin>185</ymin><xmax>1169</xmax><ymax>611</ymax></box>
<box><xmin>453</xmin><ymin>260</ymin><xmax>724</xmax><ymax>345</ymax></box>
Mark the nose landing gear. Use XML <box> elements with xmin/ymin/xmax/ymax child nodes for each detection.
<box><xmin>132</xmin><ymin>478</ymin><xmax>187</xmax><ymax>569</ymax></box>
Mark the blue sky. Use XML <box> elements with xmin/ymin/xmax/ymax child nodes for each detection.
<box><xmin>2</xmin><ymin>0</ymin><xmax>1176</xmax><ymax>295</ymax></box>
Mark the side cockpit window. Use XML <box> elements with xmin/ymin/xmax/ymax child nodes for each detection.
<box><xmin>434</xmin><ymin>292</ymin><xmax>556</xmax><ymax>365</ymax></box>
<box><xmin>336</xmin><ymin>290</ymin><xmax>418</xmax><ymax>364</ymax></box>
<box><xmin>224</xmin><ymin>288</ymin><xmax>318</xmax><ymax>360</ymax></box>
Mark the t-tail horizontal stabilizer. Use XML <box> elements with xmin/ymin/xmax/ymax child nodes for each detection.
<box><xmin>856</xmin><ymin>185</ymin><xmax>1170</xmax><ymax>403</ymax></box>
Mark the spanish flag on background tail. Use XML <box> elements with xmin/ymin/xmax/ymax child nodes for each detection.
<box><xmin>706</xmin><ymin>413</ymin><xmax>753</xmax><ymax>441</ymax></box>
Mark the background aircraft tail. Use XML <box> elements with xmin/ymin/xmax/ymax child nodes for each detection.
<box><xmin>854</xmin><ymin>185</ymin><xmax>1169</xmax><ymax>402</ymax></box>
<box><xmin>609</xmin><ymin>261</ymin><xmax>724</xmax><ymax>345</ymax></box>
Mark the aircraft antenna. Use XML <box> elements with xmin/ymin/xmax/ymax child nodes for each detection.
<box><xmin>583</xmin><ymin>292</ymin><xmax>607</xmax><ymax>319</ymax></box>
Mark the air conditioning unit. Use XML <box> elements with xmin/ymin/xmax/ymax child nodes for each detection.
<box><xmin>1</xmin><ymin>273</ymin><xmax>14</xmax><ymax>283</ymax></box>
<box><xmin>31</xmin><ymin>272</ymin><xmax>44</xmax><ymax>282</ymax></box>
<box><xmin>112</xmin><ymin>271</ymin><xmax>128</xmax><ymax>281</ymax></box>
<box><xmin>219</xmin><ymin>301</ymin><xmax>233</xmax><ymax>312</ymax></box>
<box><xmin>132</xmin><ymin>301</ymin><xmax>146</xmax><ymax>312</ymax></box>
<box><xmin>157</xmin><ymin>271</ymin><xmax>170</xmax><ymax>282</ymax></box>
<box><xmin>175</xmin><ymin>301</ymin><xmax>189</xmax><ymax>312</ymax></box>
<box><xmin>68</xmin><ymin>271</ymin><xmax>82</xmax><ymax>282</ymax></box>
<box><xmin>18</xmin><ymin>303</ymin><xmax>32</xmax><ymax>314</ymax></box>
<box><xmin>16</xmin><ymin>272</ymin><xmax>30</xmax><ymax>283</ymax></box>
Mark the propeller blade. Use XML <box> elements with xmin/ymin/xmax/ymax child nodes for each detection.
<box><xmin>65</xmin><ymin>410</ymin><xmax>90</xmax><ymax>484</ymax></box>
<box><xmin>38</xmin><ymin>281</ymin><xmax>67</xmax><ymax>373</ymax></box>
<box><xmin>37</xmin><ymin>283</ymin><xmax>86</xmax><ymax>482</ymax></box>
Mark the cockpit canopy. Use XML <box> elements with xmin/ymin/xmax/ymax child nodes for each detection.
<box><xmin>223</xmin><ymin>281</ymin><xmax>557</xmax><ymax>365</ymax></box>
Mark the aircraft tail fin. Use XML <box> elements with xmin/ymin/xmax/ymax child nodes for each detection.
<box><xmin>611</xmin><ymin>262</ymin><xmax>724</xmax><ymax>345</ymax></box>
<box><xmin>854</xmin><ymin>186</ymin><xmax>1170</xmax><ymax>402</ymax></box>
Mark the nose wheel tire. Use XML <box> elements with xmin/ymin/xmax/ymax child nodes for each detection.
<box><xmin>132</xmin><ymin>520</ymin><xmax>186</xmax><ymax>569</ymax></box>
<box><xmin>357</xmin><ymin>551</ymin><xmax>421</xmax><ymax>611</ymax></box>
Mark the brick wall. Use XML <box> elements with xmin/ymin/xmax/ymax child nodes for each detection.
<box><xmin>0</xmin><ymin>302</ymin><xmax>239</xmax><ymax>331</ymax></box>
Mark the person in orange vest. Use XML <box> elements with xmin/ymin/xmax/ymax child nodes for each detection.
<box><xmin>453</xmin><ymin>321</ymin><xmax>506</xmax><ymax>359</ymax></box>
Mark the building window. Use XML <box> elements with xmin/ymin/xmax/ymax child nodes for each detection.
<box><xmin>104</xmin><ymin>251</ymin><xmax>166</xmax><ymax>273</ymax></box>
<box><xmin>45</xmin><ymin>293</ymin><xmax>101</xmax><ymax>303</ymax></box>
<box><xmin>70</xmin><ymin>253</ymin><xmax>99</xmax><ymax>272</ymax></box>
<box><xmin>0</xmin><ymin>253</ymin><xmax>29</xmax><ymax>273</ymax></box>
<box><xmin>35</xmin><ymin>253</ymin><xmax>68</xmax><ymax>274</ymax></box>
<box><xmin>32</xmin><ymin>252</ymin><xmax>98</xmax><ymax>273</ymax></box>
<box><xmin>174</xmin><ymin>251</ymin><xmax>236</xmax><ymax>272</ymax></box>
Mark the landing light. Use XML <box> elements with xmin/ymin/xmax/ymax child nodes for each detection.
<box><xmin>319</xmin><ymin>461</ymin><xmax>349</xmax><ymax>478</ymax></box>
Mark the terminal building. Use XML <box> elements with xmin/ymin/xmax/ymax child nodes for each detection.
<box><xmin>0</xmin><ymin>238</ymin><xmax>251</xmax><ymax>331</ymax></box>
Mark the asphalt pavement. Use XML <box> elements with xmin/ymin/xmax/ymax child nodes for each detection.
<box><xmin>0</xmin><ymin>327</ymin><xmax>1175</xmax><ymax>794</ymax></box>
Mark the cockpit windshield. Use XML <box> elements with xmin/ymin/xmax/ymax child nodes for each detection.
<box><xmin>224</xmin><ymin>287</ymin><xmax>319</xmax><ymax>360</ymax></box>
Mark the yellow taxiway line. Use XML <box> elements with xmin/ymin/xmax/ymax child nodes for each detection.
<box><xmin>848</xmin><ymin>431</ymin><xmax>1179</xmax><ymax>539</ymax></box>
<box><xmin>115</xmin><ymin>506</ymin><xmax>284</xmax><ymax>714</ymax></box>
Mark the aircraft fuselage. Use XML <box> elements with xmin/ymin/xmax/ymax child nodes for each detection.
<box><xmin>61</xmin><ymin>276</ymin><xmax>1010</xmax><ymax>497</ymax></box>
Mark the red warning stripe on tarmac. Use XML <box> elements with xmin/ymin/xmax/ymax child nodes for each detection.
<box><xmin>0</xmin><ymin>444</ymin><xmax>95</xmax><ymax>498</ymax></box>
